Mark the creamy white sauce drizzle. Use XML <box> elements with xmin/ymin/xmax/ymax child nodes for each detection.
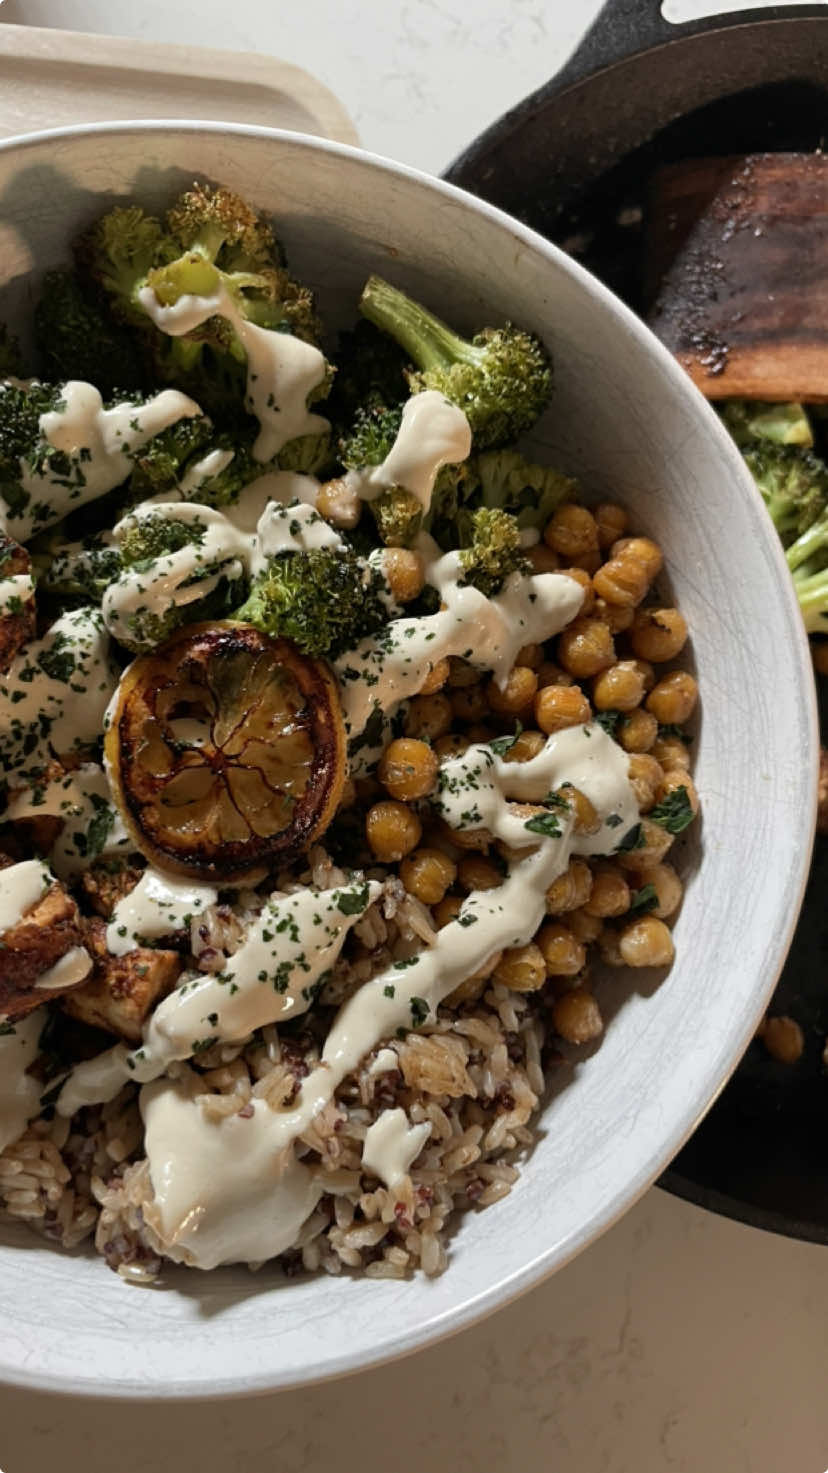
<box><xmin>57</xmin><ymin>879</ymin><xmax>380</xmax><ymax>1117</ymax></box>
<box><xmin>362</xmin><ymin>1108</ymin><xmax>431</xmax><ymax>1187</ymax></box>
<box><xmin>336</xmin><ymin>537</ymin><xmax>585</xmax><ymax>737</ymax></box>
<box><xmin>137</xmin><ymin>285</ymin><xmax>328</xmax><ymax>462</ymax></box>
<box><xmin>121</xmin><ymin>725</ymin><xmax>635</xmax><ymax>1268</ymax></box>
<box><xmin>0</xmin><ymin>607</ymin><xmax>117</xmax><ymax>779</ymax></box>
<box><xmin>0</xmin><ymin>1012</ymin><xmax>45</xmax><ymax>1152</ymax></box>
<box><xmin>0</xmin><ymin>573</ymin><xmax>33</xmax><ymax>613</ymax></box>
<box><xmin>34</xmin><ymin>946</ymin><xmax>91</xmax><ymax>991</ymax></box>
<box><xmin>103</xmin><ymin>501</ymin><xmax>249</xmax><ymax>645</ymax></box>
<box><xmin>255</xmin><ymin>499</ymin><xmax>344</xmax><ymax>560</ymax></box>
<box><xmin>107</xmin><ymin>870</ymin><xmax>218</xmax><ymax>957</ymax></box>
<box><xmin>368</xmin><ymin>1046</ymin><xmax>398</xmax><ymax>1077</ymax></box>
<box><xmin>140</xmin><ymin>1078</ymin><xmax>323</xmax><ymax>1270</ymax></box>
<box><xmin>353</xmin><ymin>391</ymin><xmax>472</xmax><ymax>511</ymax></box>
<box><xmin>2</xmin><ymin>382</ymin><xmax>201</xmax><ymax>540</ymax></box>
<box><xmin>0</xmin><ymin>858</ymin><xmax>52</xmax><ymax>932</ymax></box>
<box><xmin>177</xmin><ymin>448</ymin><xmax>235</xmax><ymax>498</ymax></box>
<box><xmin>6</xmin><ymin>763</ymin><xmax>129</xmax><ymax>879</ymax></box>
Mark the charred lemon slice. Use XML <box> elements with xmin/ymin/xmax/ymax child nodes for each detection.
<box><xmin>105</xmin><ymin>622</ymin><xmax>346</xmax><ymax>883</ymax></box>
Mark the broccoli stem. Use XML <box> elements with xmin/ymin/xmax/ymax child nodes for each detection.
<box><xmin>360</xmin><ymin>275</ymin><xmax>478</xmax><ymax>372</ymax></box>
<box><xmin>786</xmin><ymin>512</ymin><xmax>828</xmax><ymax>575</ymax></box>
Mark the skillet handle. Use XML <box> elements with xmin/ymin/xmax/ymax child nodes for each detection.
<box><xmin>557</xmin><ymin>0</ymin><xmax>828</xmax><ymax>89</ymax></box>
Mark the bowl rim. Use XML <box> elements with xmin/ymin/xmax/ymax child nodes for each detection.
<box><xmin>0</xmin><ymin>116</ymin><xmax>818</xmax><ymax>1400</ymax></box>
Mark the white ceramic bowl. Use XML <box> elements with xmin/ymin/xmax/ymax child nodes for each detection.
<box><xmin>0</xmin><ymin>122</ymin><xmax>816</xmax><ymax>1399</ymax></box>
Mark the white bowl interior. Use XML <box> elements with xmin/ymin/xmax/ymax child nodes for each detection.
<box><xmin>0</xmin><ymin>123</ymin><xmax>816</xmax><ymax>1398</ymax></box>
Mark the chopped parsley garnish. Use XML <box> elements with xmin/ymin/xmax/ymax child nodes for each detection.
<box><xmin>616</xmin><ymin>822</ymin><xmax>646</xmax><ymax>852</ymax></box>
<box><xmin>649</xmin><ymin>787</ymin><xmax>694</xmax><ymax>834</ymax></box>
<box><xmin>604</xmin><ymin>813</ymin><xmax>623</xmax><ymax>829</ymax></box>
<box><xmin>191</xmin><ymin>1036</ymin><xmax>218</xmax><ymax>1054</ymax></box>
<box><xmin>383</xmin><ymin>984</ymin><xmax>395</xmax><ymax>998</ymax></box>
<box><xmin>0</xmin><ymin>1021</ymin><xmax>16</xmax><ymax>1037</ymax></box>
<box><xmin>657</xmin><ymin>724</ymin><xmax>690</xmax><ymax>743</ymax></box>
<box><xmin>595</xmin><ymin>709</ymin><xmax>621</xmax><ymax>737</ymax></box>
<box><xmin>334</xmin><ymin>883</ymin><xmax>370</xmax><ymax>915</ymax></box>
<box><xmin>524</xmin><ymin>811</ymin><xmax>562</xmax><ymax>838</ymax></box>
<box><xmin>488</xmin><ymin>722</ymin><xmax>523</xmax><ymax>758</ymax></box>
<box><xmin>409</xmin><ymin>997</ymin><xmax>429</xmax><ymax>1026</ymax></box>
<box><xmin>629</xmin><ymin>882</ymin><xmax>658</xmax><ymax>915</ymax></box>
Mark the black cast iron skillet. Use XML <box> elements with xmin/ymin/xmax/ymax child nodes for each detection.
<box><xmin>446</xmin><ymin>0</ymin><xmax>828</xmax><ymax>1244</ymax></box>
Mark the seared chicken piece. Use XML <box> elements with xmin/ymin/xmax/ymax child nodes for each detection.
<box><xmin>62</xmin><ymin>916</ymin><xmax>180</xmax><ymax>1043</ymax></box>
<box><xmin>0</xmin><ymin>868</ymin><xmax>90</xmax><ymax>1019</ymax></box>
<box><xmin>79</xmin><ymin>860</ymin><xmax>145</xmax><ymax>920</ymax></box>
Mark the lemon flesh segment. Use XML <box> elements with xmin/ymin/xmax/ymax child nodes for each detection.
<box><xmin>106</xmin><ymin>622</ymin><xmax>346</xmax><ymax>884</ymax></box>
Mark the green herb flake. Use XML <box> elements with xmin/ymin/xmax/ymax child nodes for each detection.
<box><xmin>629</xmin><ymin>882</ymin><xmax>659</xmax><ymax>915</ymax></box>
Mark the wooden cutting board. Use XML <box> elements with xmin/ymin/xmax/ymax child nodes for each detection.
<box><xmin>0</xmin><ymin>22</ymin><xmax>358</xmax><ymax>146</ymax></box>
<box><xmin>646</xmin><ymin>152</ymin><xmax>828</xmax><ymax>401</ymax></box>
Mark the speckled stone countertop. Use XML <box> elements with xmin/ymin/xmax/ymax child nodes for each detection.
<box><xmin>0</xmin><ymin>4</ymin><xmax>827</xmax><ymax>1470</ymax></box>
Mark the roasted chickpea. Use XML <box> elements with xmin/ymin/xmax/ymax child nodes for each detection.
<box><xmin>657</xmin><ymin>767</ymin><xmax>700</xmax><ymax>817</ymax></box>
<box><xmin>627</xmin><ymin>753</ymin><xmax>664</xmax><ymax>812</ymax></box>
<box><xmin>516</xmin><ymin>642</ymin><xmax>543</xmax><ymax>670</ymax></box>
<box><xmin>418</xmin><ymin>657</ymin><xmax>451</xmax><ymax>695</ymax></box>
<box><xmin>583</xmin><ymin>862</ymin><xmax>631</xmax><ymax>918</ymax></box>
<box><xmin>536</xmin><ymin>660</ymin><xmax>573</xmax><ymax>689</ymax></box>
<box><xmin>610</xmin><ymin>536</ymin><xmax>663</xmax><ymax>581</ymax></box>
<box><xmin>618</xmin><ymin>708</ymin><xmax>658</xmax><ymax>753</ymax></box>
<box><xmin>400</xmin><ymin>847</ymin><xmax>457</xmax><ymax>906</ymax></box>
<box><xmin>457</xmin><ymin>854</ymin><xmax>503</xmax><ymax>892</ymax></box>
<box><xmin>439</xmin><ymin>819</ymin><xmax>492</xmax><ymax>853</ymax></box>
<box><xmin>593</xmin><ymin>595</ymin><xmax>635</xmax><ymax>634</ymax></box>
<box><xmin>465</xmin><ymin>723</ymin><xmax>495</xmax><ymax>744</ymax></box>
<box><xmin>433</xmin><ymin>894</ymin><xmax>463</xmax><ymax>928</ymax></box>
<box><xmin>366</xmin><ymin>801</ymin><xmax>422</xmax><ymax>862</ymax></box>
<box><xmin>594</xmin><ymin>501</ymin><xmax>628</xmax><ymax>549</ymax></box>
<box><xmin>494</xmin><ymin>942</ymin><xmax>547</xmax><ymax>993</ymax></box>
<box><xmin>449</xmin><ymin>682</ymin><xmax>489</xmax><ymax>723</ymax></box>
<box><xmin>630</xmin><ymin>607</ymin><xmax>688</xmax><ymax>663</ymax></box>
<box><xmin>592</xmin><ymin>660</ymin><xmax>646</xmax><ymax>712</ymax></box>
<box><xmin>545</xmin><ymin>857</ymin><xmax>593</xmax><ymax>914</ymax></box>
<box><xmin>636</xmin><ymin>862</ymin><xmax>683</xmax><ymax>920</ymax></box>
<box><xmin>646</xmin><ymin>670</ymin><xmax>698</xmax><ymax>725</ymax></box>
<box><xmin>651</xmin><ymin>734</ymin><xmax>691</xmax><ymax>771</ymax></box>
<box><xmin>592</xmin><ymin>552</ymin><xmax>650</xmax><ymax>607</ymax></box>
<box><xmin>378</xmin><ymin>738</ymin><xmax>439</xmax><ymax>801</ymax></box>
<box><xmin>544</xmin><ymin>503</ymin><xmax>599</xmax><ymax>561</ymax></box>
<box><xmin>405</xmin><ymin>692</ymin><xmax>453</xmax><ymax>740</ymax></box>
<box><xmin>558</xmin><ymin>784</ymin><xmax>601</xmax><ymax>836</ymax></box>
<box><xmin>433</xmin><ymin>733</ymin><xmax>470</xmax><ymax>762</ymax></box>
<box><xmin>617</xmin><ymin>915</ymin><xmax>675</xmax><ymax>967</ymax></box>
<box><xmin>382</xmin><ymin>547</ymin><xmax>425</xmax><ymax>603</ymax></box>
<box><xmin>552</xmin><ymin>988</ymin><xmax>603</xmax><ymax>1044</ymax></box>
<box><xmin>557</xmin><ymin>617</ymin><xmax>615</xmax><ymax>678</ymax></box>
<box><xmin>447</xmin><ymin>657</ymin><xmax>480</xmax><ymax>688</ymax></box>
<box><xmin>535</xmin><ymin>684</ymin><xmax>591</xmax><ymax>734</ymax></box>
<box><xmin>502</xmin><ymin>729</ymin><xmax>546</xmax><ymax>764</ymax></box>
<box><xmin>558</xmin><ymin>565</ymin><xmax>595</xmax><ymax>615</ymax></box>
<box><xmin>487</xmin><ymin>665</ymin><xmax>538</xmax><ymax>715</ymax></box>
<box><xmin>527</xmin><ymin>541</ymin><xmax>561</xmax><ymax>574</ymax></box>
<box><xmin>315</xmin><ymin>476</ymin><xmax>361</xmax><ymax>529</ymax></box>
<box><xmin>759</xmin><ymin>1015</ymin><xmax>804</xmax><ymax>1064</ymax></box>
<box><xmin>616</xmin><ymin>817</ymin><xmax>673</xmax><ymax>872</ymax></box>
<box><xmin>537</xmin><ymin>921</ymin><xmax>585</xmax><ymax>976</ymax></box>
<box><xmin>568</xmin><ymin>907</ymin><xmax>603</xmax><ymax>945</ymax></box>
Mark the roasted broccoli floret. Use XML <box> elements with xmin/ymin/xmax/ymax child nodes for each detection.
<box><xmin>118</xmin><ymin>512</ymin><xmax>207</xmax><ymax>568</ymax></box>
<box><xmin>472</xmin><ymin>449</ymin><xmax>577</xmax><ymax>530</ymax></box>
<box><xmin>742</xmin><ymin>441</ymin><xmax>828</xmax><ymax>547</ymax></box>
<box><xmin>327</xmin><ymin>319</ymin><xmax>410</xmax><ymax>427</ymax></box>
<box><xmin>785</xmin><ymin>509</ymin><xmax>828</xmax><ymax>634</ymax></box>
<box><xmin>338</xmin><ymin>396</ymin><xmax>402</xmax><ymax>469</ymax></box>
<box><xmin>359</xmin><ymin>275</ymin><xmax>553</xmax><ymax>449</ymax></box>
<box><xmin>126</xmin><ymin>414</ymin><xmax>216</xmax><ymax>502</ymax></box>
<box><xmin>76</xmin><ymin>184</ymin><xmax>323</xmax><ymax>420</ymax></box>
<box><xmin>457</xmin><ymin>507</ymin><xmax>530</xmax><ymax>598</ymax></box>
<box><xmin>235</xmin><ymin>547</ymin><xmax>388</xmax><ymax>658</ymax></box>
<box><xmin>720</xmin><ymin>400</ymin><xmax>813</xmax><ymax>450</ymax></box>
<box><xmin>0</xmin><ymin>323</ymin><xmax>23</xmax><ymax>378</ymax></box>
<box><xmin>337</xmin><ymin>397</ymin><xmax>470</xmax><ymax>547</ymax></box>
<box><xmin>33</xmin><ymin>270</ymin><xmax>146</xmax><ymax>395</ymax></box>
<box><xmin>32</xmin><ymin>535</ymin><xmax>122</xmax><ymax>603</ymax></box>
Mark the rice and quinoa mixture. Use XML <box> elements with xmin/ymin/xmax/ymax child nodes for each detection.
<box><xmin>0</xmin><ymin>502</ymin><xmax>699</xmax><ymax>1283</ymax></box>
